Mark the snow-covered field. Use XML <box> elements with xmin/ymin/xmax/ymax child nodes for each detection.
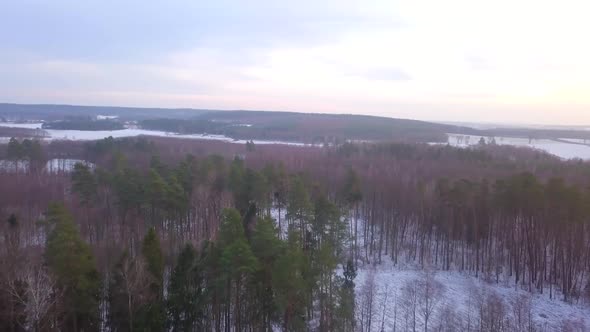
<box><xmin>446</xmin><ymin>133</ymin><xmax>590</xmax><ymax>160</ymax></box>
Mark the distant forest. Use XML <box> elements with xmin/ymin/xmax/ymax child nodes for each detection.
<box><xmin>3</xmin><ymin>103</ymin><xmax>590</xmax><ymax>145</ymax></box>
<box><xmin>42</xmin><ymin>119</ymin><xmax>125</xmax><ymax>131</ymax></box>
<box><xmin>139</xmin><ymin>113</ymin><xmax>465</xmax><ymax>144</ymax></box>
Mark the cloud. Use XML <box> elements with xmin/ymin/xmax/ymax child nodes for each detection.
<box><xmin>1</xmin><ymin>0</ymin><xmax>590</xmax><ymax>125</ymax></box>
<box><xmin>355</xmin><ymin>68</ymin><xmax>411</xmax><ymax>81</ymax></box>
<box><xmin>466</xmin><ymin>56</ymin><xmax>492</xmax><ymax>71</ymax></box>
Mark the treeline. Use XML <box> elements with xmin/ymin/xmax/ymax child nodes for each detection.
<box><xmin>0</xmin><ymin>136</ymin><xmax>590</xmax><ymax>331</ymax></box>
<box><xmin>0</xmin><ymin>127</ymin><xmax>47</xmax><ymax>139</ymax></box>
<box><xmin>1</xmin><ymin>138</ymin><xmax>46</xmax><ymax>172</ymax></box>
<box><xmin>356</xmin><ymin>173</ymin><xmax>590</xmax><ymax>300</ymax></box>
<box><xmin>139</xmin><ymin>118</ymin><xmax>223</xmax><ymax>134</ymax></box>
<box><xmin>42</xmin><ymin>119</ymin><xmax>124</xmax><ymax>131</ymax></box>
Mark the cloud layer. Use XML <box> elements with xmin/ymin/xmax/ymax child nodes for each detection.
<box><xmin>1</xmin><ymin>0</ymin><xmax>589</xmax><ymax>124</ymax></box>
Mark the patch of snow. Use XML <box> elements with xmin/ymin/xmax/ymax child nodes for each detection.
<box><xmin>354</xmin><ymin>259</ymin><xmax>589</xmax><ymax>331</ymax></box>
<box><xmin>96</xmin><ymin>115</ymin><xmax>119</xmax><ymax>120</ymax></box>
<box><xmin>346</xmin><ymin>213</ymin><xmax>590</xmax><ymax>332</ymax></box>
<box><xmin>269</xmin><ymin>207</ymin><xmax>288</xmax><ymax>239</ymax></box>
<box><xmin>0</xmin><ymin>121</ymin><xmax>43</xmax><ymax>129</ymax></box>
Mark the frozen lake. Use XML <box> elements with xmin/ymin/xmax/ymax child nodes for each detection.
<box><xmin>2</xmin><ymin>122</ymin><xmax>590</xmax><ymax>159</ymax></box>
<box><xmin>0</xmin><ymin>122</ymin><xmax>308</xmax><ymax>146</ymax></box>
<box><xmin>446</xmin><ymin>133</ymin><xmax>590</xmax><ymax>160</ymax></box>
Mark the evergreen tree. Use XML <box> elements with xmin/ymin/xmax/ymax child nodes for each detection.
<box><xmin>251</xmin><ymin>216</ymin><xmax>283</xmax><ymax>329</ymax></box>
<box><xmin>6</xmin><ymin>137</ymin><xmax>23</xmax><ymax>160</ymax></box>
<box><xmin>218</xmin><ymin>208</ymin><xmax>259</xmax><ymax>331</ymax></box>
<box><xmin>44</xmin><ymin>203</ymin><xmax>101</xmax><ymax>332</ymax></box>
<box><xmin>287</xmin><ymin>175</ymin><xmax>312</xmax><ymax>246</ymax></box>
<box><xmin>273</xmin><ymin>230</ymin><xmax>310</xmax><ymax>331</ymax></box>
<box><xmin>71</xmin><ymin>163</ymin><xmax>98</xmax><ymax>205</ymax></box>
<box><xmin>167</xmin><ymin>244</ymin><xmax>205</xmax><ymax>331</ymax></box>
<box><xmin>145</xmin><ymin>169</ymin><xmax>169</xmax><ymax>228</ymax></box>
<box><xmin>134</xmin><ymin>228</ymin><xmax>165</xmax><ymax>331</ymax></box>
<box><xmin>335</xmin><ymin>260</ymin><xmax>357</xmax><ymax>331</ymax></box>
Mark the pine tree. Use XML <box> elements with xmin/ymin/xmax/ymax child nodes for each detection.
<box><xmin>134</xmin><ymin>228</ymin><xmax>165</xmax><ymax>331</ymax></box>
<box><xmin>218</xmin><ymin>208</ymin><xmax>259</xmax><ymax>331</ymax></box>
<box><xmin>287</xmin><ymin>175</ymin><xmax>312</xmax><ymax>246</ymax></box>
<box><xmin>6</xmin><ymin>137</ymin><xmax>23</xmax><ymax>172</ymax></box>
<box><xmin>44</xmin><ymin>203</ymin><xmax>101</xmax><ymax>332</ymax></box>
<box><xmin>336</xmin><ymin>260</ymin><xmax>357</xmax><ymax>331</ymax></box>
<box><xmin>167</xmin><ymin>244</ymin><xmax>206</xmax><ymax>331</ymax></box>
<box><xmin>71</xmin><ymin>163</ymin><xmax>98</xmax><ymax>205</ymax></box>
<box><xmin>273</xmin><ymin>229</ymin><xmax>310</xmax><ymax>331</ymax></box>
<box><xmin>251</xmin><ymin>216</ymin><xmax>283</xmax><ymax>329</ymax></box>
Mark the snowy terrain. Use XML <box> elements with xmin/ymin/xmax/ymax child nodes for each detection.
<box><xmin>354</xmin><ymin>259</ymin><xmax>589</xmax><ymax>331</ymax></box>
<box><xmin>347</xmin><ymin>210</ymin><xmax>590</xmax><ymax>332</ymax></box>
<box><xmin>269</xmin><ymin>207</ymin><xmax>590</xmax><ymax>331</ymax></box>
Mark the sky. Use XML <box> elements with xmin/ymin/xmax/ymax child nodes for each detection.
<box><xmin>1</xmin><ymin>0</ymin><xmax>589</xmax><ymax>125</ymax></box>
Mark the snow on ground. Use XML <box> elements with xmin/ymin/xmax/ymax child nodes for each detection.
<box><xmin>267</xmin><ymin>209</ymin><xmax>590</xmax><ymax>330</ymax></box>
<box><xmin>347</xmin><ymin>213</ymin><xmax>589</xmax><ymax>331</ymax></box>
<box><xmin>270</xmin><ymin>207</ymin><xmax>289</xmax><ymax>239</ymax></box>
<box><xmin>353</xmin><ymin>258</ymin><xmax>590</xmax><ymax>331</ymax></box>
<box><xmin>96</xmin><ymin>115</ymin><xmax>119</xmax><ymax>120</ymax></box>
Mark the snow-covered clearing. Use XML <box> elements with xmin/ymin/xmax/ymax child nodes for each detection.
<box><xmin>268</xmin><ymin>206</ymin><xmax>590</xmax><ymax>330</ymax></box>
<box><xmin>349</xmin><ymin>213</ymin><xmax>590</xmax><ymax>331</ymax></box>
<box><xmin>354</xmin><ymin>258</ymin><xmax>589</xmax><ymax>331</ymax></box>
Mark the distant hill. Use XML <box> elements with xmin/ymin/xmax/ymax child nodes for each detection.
<box><xmin>0</xmin><ymin>103</ymin><xmax>212</xmax><ymax>121</ymax></box>
<box><xmin>0</xmin><ymin>103</ymin><xmax>479</xmax><ymax>143</ymax></box>
<box><xmin>192</xmin><ymin>110</ymin><xmax>479</xmax><ymax>143</ymax></box>
<box><xmin>5</xmin><ymin>103</ymin><xmax>590</xmax><ymax>144</ymax></box>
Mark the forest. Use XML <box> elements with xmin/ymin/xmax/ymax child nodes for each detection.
<box><xmin>0</xmin><ymin>135</ymin><xmax>589</xmax><ymax>331</ymax></box>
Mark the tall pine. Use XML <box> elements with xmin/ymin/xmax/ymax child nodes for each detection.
<box><xmin>45</xmin><ymin>203</ymin><xmax>100</xmax><ymax>332</ymax></box>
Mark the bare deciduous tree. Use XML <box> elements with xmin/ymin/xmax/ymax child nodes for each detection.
<box><xmin>512</xmin><ymin>294</ymin><xmax>535</xmax><ymax>332</ymax></box>
<box><xmin>357</xmin><ymin>268</ymin><xmax>377</xmax><ymax>332</ymax></box>
<box><xmin>478</xmin><ymin>290</ymin><xmax>509</xmax><ymax>332</ymax></box>
<box><xmin>402</xmin><ymin>279</ymin><xmax>419</xmax><ymax>332</ymax></box>
<box><xmin>435</xmin><ymin>302</ymin><xmax>462</xmax><ymax>332</ymax></box>
<box><xmin>117</xmin><ymin>254</ymin><xmax>151</xmax><ymax>332</ymax></box>
<box><xmin>417</xmin><ymin>270</ymin><xmax>444</xmax><ymax>332</ymax></box>
<box><xmin>7</xmin><ymin>266</ymin><xmax>57</xmax><ymax>332</ymax></box>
